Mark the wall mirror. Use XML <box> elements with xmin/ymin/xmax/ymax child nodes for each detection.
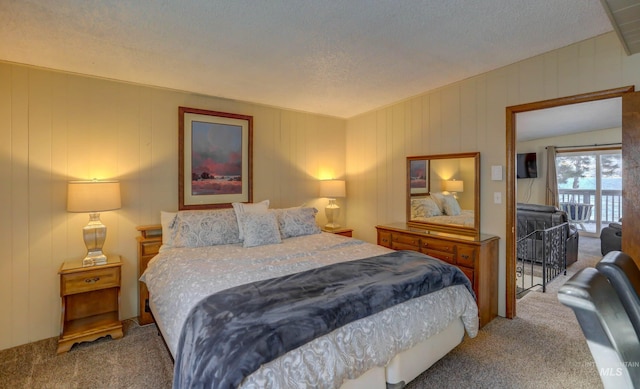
<box><xmin>407</xmin><ymin>152</ymin><xmax>480</xmax><ymax>237</ymax></box>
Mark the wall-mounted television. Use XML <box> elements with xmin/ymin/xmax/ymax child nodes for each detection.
<box><xmin>517</xmin><ymin>152</ymin><xmax>538</xmax><ymax>179</ymax></box>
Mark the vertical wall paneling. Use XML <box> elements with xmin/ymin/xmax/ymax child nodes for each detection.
<box><xmin>27</xmin><ymin>69</ymin><xmax>55</xmax><ymax>341</ymax></box>
<box><xmin>11</xmin><ymin>66</ymin><xmax>30</xmax><ymax>347</ymax></box>
<box><xmin>0</xmin><ymin>62</ymin><xmax>13</xmax><ymax>350</ymax></box>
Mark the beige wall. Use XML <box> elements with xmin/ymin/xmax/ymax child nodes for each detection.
<box><xmin>516</xmin><ymin>127</ymin><xmax>622</xmax><ymax>205</ymax></box>
<box><xmin>0</xmin><ymin>62</ymin><xmax>346</xmax><ymax>350</ymax></box>
<box><xmin>346</xmin><ymin>32</ymin><xmax>640</xmax><ymax>317</ymax></box>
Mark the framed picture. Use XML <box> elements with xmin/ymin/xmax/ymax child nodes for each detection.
<box><xmin>409</xmin><ymin>159</ymin><xmax>429</xmax><ymax>195</ymax></box>
<box><xmin>179</xmin><ymin>107</ymin><xmax>253</xmax><ymax>210</ymax></box>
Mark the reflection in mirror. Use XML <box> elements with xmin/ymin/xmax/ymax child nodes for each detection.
<box><xmin>407</xmin><ymin>152</ymin><xmax>480</xmax><ymax>237</ymax></box>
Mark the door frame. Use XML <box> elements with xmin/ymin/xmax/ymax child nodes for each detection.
<box><xmin>505</xmin><ymin>85</ymin><xmax>635</xmax><ymax>319</ymax></box>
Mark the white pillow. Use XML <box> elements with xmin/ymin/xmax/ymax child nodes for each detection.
<box><xmin>411</xmin><ymin>197</ymin><xmax>442</xmax><ymax>218</ymax></box>
<box><xmin>272</xmin><ymin>207</ymin><xmax>321</xmax><ymax>238</ymax></box>
<box><xmin>160</xmin><ymin>211</ymin><xmax>178</xmax><ymax>251</ymax></box>
<box><xmin>430</xmin><ymin>192</ymin><xmax>446</xmax><ymax>212</ymax></box>
<box><xmin>241</xmin><ymin>212</ymin><xmax>282</xmax><ymax>248</ymax></box>
<box><xmin>172</xmin><ymin>209</ymin><xmax>241</xmax><ymax>247</ymax></box>
<box><xmin>232</xmin><ymin>200</ymin><xmax>270</xmax><ymax>240</ymax></box>
<box><xmin>441</xmin><ymin>194</ymin><xmax>462</xmax><ymax>216</ymax></box>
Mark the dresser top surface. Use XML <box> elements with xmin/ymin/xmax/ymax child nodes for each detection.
<box><xmin>376</xmin><ymin>223</ymin><xmax>498</xmax><ymax>243</ymax></box>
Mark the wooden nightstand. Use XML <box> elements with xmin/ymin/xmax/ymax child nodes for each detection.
<box><xmin>57</xmin><ymin>255</ymin><xmax>123</xmax><ymax>354</ymax></box>
<box><xmin>321</xmin><ymin>227</ymin><xmax>353</xmax><ymax>237</ymax></box>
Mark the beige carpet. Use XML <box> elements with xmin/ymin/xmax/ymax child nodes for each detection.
<box><xmin>0</xmin><ymin>237</ymin><xmax>604</xmax><ymax>389</ymax></box>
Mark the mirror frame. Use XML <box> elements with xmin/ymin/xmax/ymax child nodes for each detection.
<box><xmin>406</xmin><ymin>152</ymin><xmax>480</xmax><ymax>237</ymax></box>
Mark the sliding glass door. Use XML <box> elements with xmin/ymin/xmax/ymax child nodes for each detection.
<box><xmin>556</xmin><ymin>149</ymin><xmax>622</xmax><ymax>237</ymax></box>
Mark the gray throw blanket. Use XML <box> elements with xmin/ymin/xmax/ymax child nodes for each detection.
<box><xmin>173</xmin><ymin>250</ymin><xmax>474</xmax><ymax>389</ymax></box>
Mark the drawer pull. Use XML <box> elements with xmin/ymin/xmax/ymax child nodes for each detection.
<box><xmin>85</xmin><ymin>277</ymin><xmax>100</xmax><ymax>284</ymax></box>
<box><xmin>461</xmin><ymin>254</ymin><xmax>470</xmax><ymax>260</ymax></box>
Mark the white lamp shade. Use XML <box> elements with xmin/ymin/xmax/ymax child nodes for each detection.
<box><xmin>319</xmin><ymin>180</ymin><xmax>346</xmax><ymax>198</ymax></box>
<box><xmin>67</xmin><ymin>180</ymin><xmax>122</xmax><ymax>212</ymax></box>
<box><xmin>443</xmin><ymin>180</ymin><xmax>464</xmax><ymax>193</ymax></box>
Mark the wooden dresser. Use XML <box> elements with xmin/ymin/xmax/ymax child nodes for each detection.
<box><xmin>376</xmin><ymin>223</ymin><xmax>499</xmax><ymax>327</ymax></box>
<box><xmin>137</xmin><ymin>224</ymin><xmax>163</xmax><ymax>325</ymax></box>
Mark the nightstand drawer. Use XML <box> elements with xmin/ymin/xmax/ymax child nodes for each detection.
<box><xmin>61</xmin><ymin>266</ymin><xmax>120</xmax><ymax>296</ymax></box>
<box><xmin>141</xmin><ymin>240</ymin><xmax>162</xmax><ymax>256</ymax></box>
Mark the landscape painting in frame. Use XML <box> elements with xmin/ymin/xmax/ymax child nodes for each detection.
<box><xmin>410</xmin><ymin>159</ymin><xmax>429</xmax><ymax>194</ymax></box>
<box><xmin>179</xmin><ymin>107</ymin><xmax>253</xmax><ymax>210</ymax></box>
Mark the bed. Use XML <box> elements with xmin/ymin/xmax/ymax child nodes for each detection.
<box><xmin>139</xmin><ymin>205</ymin><xmax>478</xmax><ymax>388</ymax></box>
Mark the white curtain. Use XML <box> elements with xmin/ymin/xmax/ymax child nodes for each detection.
<box><xmin>545</xmin><ymin>146</ymin><xmax>559</xmax><ymax>208</ymax></box>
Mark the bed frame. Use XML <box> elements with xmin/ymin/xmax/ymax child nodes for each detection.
<box><xmin>136</xmin><ymin>225</ymin><xmax>466</xmax><ymax>388</ymax></box>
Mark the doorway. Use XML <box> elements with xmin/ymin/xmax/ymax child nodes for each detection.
<box><xmin>505</xmin><ymin>86</ymin><xmax>636</xmax><ymax>319</ymax></box>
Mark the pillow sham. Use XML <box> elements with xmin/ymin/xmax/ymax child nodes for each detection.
<box><xmin>411</xmin><ymin>197</ymin><xmax>442</xmax><ymax>218</ymax></box>
<box><xmin>172</xmin><ymin>208</ymin><xmax>241</xmax><ymax>248</ymax></box>
<box><xmin>232</xmin><ymin>200</ymin><xmax>270</xmax><ymax>240</ymax></box>
<box><xmin>441</xmin><ymin>194</ymin><xmax>462</xmax><ymax>216</ymax></box>
<box><xmin>160</xmin><ymin>211</ymin><xmax>178</xmax><ymax>251</ymax></box>
<box><xmin>273</xmin><ymin>207</ymin><xmax>321</xmax><ymax>238</ymax></box>
<box><xmin>241</xmin><ymin>212</ymin><xmax>282</xmax><ymax>248</ymax></box>
<box><xmin>430</xmin><ymin>192</ymin><xmax>446</xmax><ymax>212</ymax></box>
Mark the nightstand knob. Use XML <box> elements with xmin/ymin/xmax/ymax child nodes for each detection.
<box><xmin>85</xmin><ymin>277</ymin><xmax>100</xmax><ymax>284</ymax></box>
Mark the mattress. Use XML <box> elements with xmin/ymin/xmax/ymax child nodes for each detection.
<box><xmin>141</xmin><ymin>232</ymin><xmax>478</xmax><ymax>387</ymax></box>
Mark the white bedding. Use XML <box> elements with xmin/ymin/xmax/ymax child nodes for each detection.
<box><xmin>141</xmin><ymin>232</ymin><xmax>478</xmax><ymax>388</ymax></box>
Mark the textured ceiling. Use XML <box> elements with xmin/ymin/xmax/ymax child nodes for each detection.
<box><xmin>516</xmin><ymin>98</ymin><xmax>622</xmax><ymax>142</ymax></box>
<box><xmin>0</xmin><ymin>1</ymin><xmax>614</xmax><ymax>118</ymax></box>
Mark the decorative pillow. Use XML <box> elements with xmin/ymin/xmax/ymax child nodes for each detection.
<box><xmin>411</xmin><ymin>197</ymin><xmax>442</xmax><ymax>218</ymax></box>
<box><xmin>273</xmin><ymin>207</ymin><xmax>321</xmax><ymax>238</ymax></box>
<box><xmin>241</xmin><ymin>212</ymin><xmax>282</xmax><ymax>248</ymax></box>
<box><xmin>232</xmin><ymin>200</ymin><xmax>270</xmax><ymax>240</ymax></box>
<box><xmin>430</xmin><ymin>192</ymin><xmax>446</xmax><ymax>212</ymax></box>
<box><xmin>441</xmin><ymin>194</ymin><xmax>462</xmax><ymax>216</ymax></box>
<box><xmin>160</xmin><ymin>211</ymin><xmax>178</xmax><ymax>251</ymax></box>
<box><xmin>173</xmin><ymin>208</ymin><xmax>241</xmax><ymax>248</ymax></box>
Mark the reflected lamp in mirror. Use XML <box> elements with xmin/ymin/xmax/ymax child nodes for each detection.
<box><xmin>67</xmin><ymin>180</ymin><xmax>121</xmax><ymax>267</ymax></box>
<box><xmin>319</xmin><ymin>179</ymin><xmax>346</xmax><ymax>229</ymax></box>
<box><xmin>443</xmin><ymin>179</ymin><xmax>464</xmax><ymax>199</ymax></box>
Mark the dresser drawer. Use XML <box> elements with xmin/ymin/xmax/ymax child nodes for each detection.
<box><xmin>420</xmin><ymin>239</ymin><xmax>455</xmax><ymax>254</ymax></box>
<box><xmin>456</xmin><ymin>246</ymin><xmax>477</xmax><ymax>268</ymax></box>
<box><xmin>141</xmin><ymin>240</ymin><xmax>162</xmax><ymax>257</ymax></box>
<box><xmin>392</xmin><ymin>234</ymin><xmax>420</xmax><ymax>249</ymax></box>
<box><xmin>422</xmin><ymin>248</ymin><xmax>455</xmax><ymax>264</ymax></box>
<box><xmin>378</xmin><ymin>231</ymin><xmax>392</xmax><ymax>248</ymax></box>
<box><xmin>459</xmin><ymin>266</ymin><xmax>475</xmax><ymax>289</ymax></box>
<box><xmin>61</xmin><ymin>266</ymin><xmax>120</xmax><ymax>296</ymax></box>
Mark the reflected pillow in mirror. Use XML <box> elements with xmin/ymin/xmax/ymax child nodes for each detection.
<box><xmin>429</xmin><ymin>192</ymin><xmax>445</xmax><ymax>213</ymax></box>
<box><xmin>411</xmin><ymin>197</ymin><xmax>442</xmax><ymax>218</ymax></box>
<box><xmin>442</xmin><ymin>195</ymin><xmax>462</xmax><ymax>216</ymax></box>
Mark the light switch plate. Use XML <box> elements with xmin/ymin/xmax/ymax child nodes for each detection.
<box><xmin>491</xmin><ymin>165</ymin><xmax>502</xmax><ymax>181</ymax></box>
<box><xmin>494</xmin><ymin>192</ymin><xmax>502</xmax><ymax>204</ymax></box>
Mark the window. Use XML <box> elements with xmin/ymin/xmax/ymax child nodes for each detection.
<box><xmin>556</xmin><ymin>149</ymin><xmax>622</xmax><ymax>236</ymax></box>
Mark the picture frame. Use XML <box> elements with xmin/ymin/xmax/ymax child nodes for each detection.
<box><xmin>409</xmin><ymin>159</ymin><xmax>429</xmax><ymax>194</ymax></box>
<box><xmin>179</xmin><ymin>107</ymin><xmax>253</xmax><ymax>210</ymax></box>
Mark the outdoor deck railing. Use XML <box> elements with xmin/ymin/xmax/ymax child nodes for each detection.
<box><xmin>558</xmin><ymin>189</ymin><xmax>622</xmax><ymax>224</ymax></box>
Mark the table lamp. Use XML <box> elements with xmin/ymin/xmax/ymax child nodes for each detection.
<box><xmin>443</xmin><ymin>179</ymin><xmax>464</xmax><ymax>199</ymax></box>
<box><xmin>67</xmin><ymin>180</ymin><xmax>121</xmax><ymax>266</ymax></box>
<box><xmin>319</xmin><ymin>179</ymin><xmax>346</xmax><ymax>229</ymax></box>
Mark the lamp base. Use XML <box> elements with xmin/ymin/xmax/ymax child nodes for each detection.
<box><xmin>83</xmin><ymin>252</ymin><xmax>108</xmax><ymax>267</ymax></box>
<box><xmin>325</xmin><ymin>200</ymin><xmax>341</xmax><ymax>229</ymax></box>
<box><xmin>82</xmin><ymin>212</ymin><xmax>108</xmax><ymax>267</ymax></box>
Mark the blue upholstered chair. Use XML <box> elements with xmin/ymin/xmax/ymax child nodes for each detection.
<box><xmin>558</xmin><ymin>267</ymin><xmax>640</xmax><ymax>389</ymax></box>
